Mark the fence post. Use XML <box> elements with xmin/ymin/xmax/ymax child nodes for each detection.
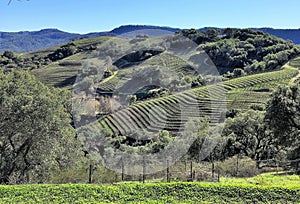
<box><xmin>212</xmin><ymin>162</ymin><xmax>215</xmax><ymax>179</ymax></box>
<box><xmin>211</xmin><ymin>154</ymin><xmax>215</xmax><ymax>179</ymax></box>
<box><xmin>142</xmin><ymin>157</ymin><xmax>146</xmax><ymax>183</ymax></box>
<box><xmin>236</xmin><ymin>154</ymin><xmax>239</xmax><ymax>177</ymax></box>
<box><xmin>190</xmin><ymin>161</ymin><xmax>193</xmax><ymax>181</ymax></box>
<box><xmin>88</xmin><ymin>163</ymin><xmax>93</xmax><ymax>184</ymax></box>
<box><xmin>166</xmin><ymin>160</ymin><xmax>170</xmax><ymax>182</ymax></box>
<box><xmin>121</xmin><ymin>157</ymin><xmax>124</xmax><ymax>181</ymax></box>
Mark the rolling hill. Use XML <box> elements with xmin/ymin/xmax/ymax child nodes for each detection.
<box><xmin>98</xmin><ymin>61</ymin><xmax>299</xmax><ymax>135</ymax></box>
<box><xmin>1</xmin><ymin>27</ymin><xmax>300</xmax><ymax>185</ymax></box>
<box><xmin>2</xmin><ymin>28</ymin><xmax>300</xmax><ymax>139</ymax></box>
<box><xmin>1</xmin><ymin>25</ymin><xmax>300</xmax><ymax>53</ymax></box>
<box><xmin>0</xmin><ymin>25</ymin><xmax>179</xmax><ymax>53</ymax></box>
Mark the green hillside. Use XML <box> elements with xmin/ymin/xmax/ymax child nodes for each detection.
<box><xmin>1</xmin><ymin>27</ymin><xmax>300</xmax><ymax>198</ymax></box>
<box><xmin>31</xmin><ymin>37</ymin><xmax>111</xmax><ymax>87</ymax></box>
<box><xmin>0</xmin><ymin>36</ymin><xmax>111</xmax><ymax>87</ymax></box>
<box><xmin>99</xmin><ymin>62</ymin><xmax>299</xmax><ymax>135</ymax></box>
<box><xmin>2</xmin><ymin>29</ymin><xmax>300</xmax><ymax>136</ymax></box>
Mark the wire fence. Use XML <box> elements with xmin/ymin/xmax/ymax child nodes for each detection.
<box><xmin>87</xmin><ymin>158</ymin><xmax>299</xmax><ymax>183</ymax></box>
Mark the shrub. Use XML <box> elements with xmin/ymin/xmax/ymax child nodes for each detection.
<box><xmin>216</xmin><ymin>156</ymin><xmax>259</xmax><ymax>177</ymax></box>
<box><xmin>2</xmin><ymin>50</ymin><xmax>14</xmax><ymax>59</ymax></box>
<box><xmin>48</xmin><ymin>43</ymin><xmax>78</xmax><ymax>61</ymax></box>
<box><xmin>126</xmin><ymin>94</ymin><xmax>137</xmax><ymax>105</ymax></box>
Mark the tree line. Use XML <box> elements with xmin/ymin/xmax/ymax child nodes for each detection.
<box><xmin>178</xmin><ymin>28</ymin><xmax>300</xmax><ymax>76</ymax></box>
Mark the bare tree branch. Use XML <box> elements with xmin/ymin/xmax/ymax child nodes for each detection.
<box><xmin>8</xmin><ymin>0</ymin><xmax>29</xmax><ymax>5</ymax></box>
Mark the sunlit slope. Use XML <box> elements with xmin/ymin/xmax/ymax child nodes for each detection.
<box><xmin>99</xmin><ymin>61</ymin><xmax>299</xmax><ymax>135</ymax></box>
<box><xmin>31</xmin><ymin>36</ymin><xmax>111</xmax><ymax>87</ymax></box>
<box><xmin>97</xmin><ymin>53</ymin><xmax>195</xmax><ymax>92</ymax></box>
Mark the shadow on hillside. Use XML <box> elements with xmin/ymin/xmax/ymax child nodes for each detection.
<box><xmin>55</xmin><ymin>76</ymin><xmax>77</xmax><ymax>87</ymax></box>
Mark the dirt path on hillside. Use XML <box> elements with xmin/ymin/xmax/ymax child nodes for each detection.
<box><xmin>289</xmin><ymin>70</ymin><xmax>300</xmax><ymax>85</ymax></box>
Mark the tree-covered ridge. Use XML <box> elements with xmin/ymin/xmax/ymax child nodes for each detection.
<box><xmin>0</xmin><ymin>29</ymin><xmax>80</xmax><ymax>53</ymax></box>
<box><xmin>0</xmin><ymin>36</ymin><xmax>111</xmax><ymax>71</ymax></box>
<box><xmin>2</xmin><ymin>25</ymin><xmax>300</xmax><ymax>53</ymax></box>
<box><xmin>0</xmin><ymin>25</ymin><xmax>179</xmax><ymax>53</ymax></box>
<box><xmin>178</xmin><ymin>28</ymin><xmax>300</xmax><ymax>76</ymax></box>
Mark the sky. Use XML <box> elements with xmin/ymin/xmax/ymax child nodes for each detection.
<box><xmin>1</xmin><ymin>0</ymin><xmax>300</xmax><ymax>33</ymax></box>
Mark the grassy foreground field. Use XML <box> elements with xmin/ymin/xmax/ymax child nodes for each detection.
<box><xmin>221</xmin><ymin>172</ymin><xmax>300</xmax><ymax>186</ymax></box>
<box><xmin>1</xmin><ymin>181</ymin><xmax>299</xmax><ymax>204</ymax></box>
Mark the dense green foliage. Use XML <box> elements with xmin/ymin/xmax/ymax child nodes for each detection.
<box><xmin>0</xmin><ymin>182</ymin><xmax>299</xmax><ymax>203</ymax></box>
<box><xmin>211</xmin><ymin>84</ymin><xmax>300</xmax><ymax>172</ymax></box>
<box><xmin>265</xmin><ymin>85</ymin><xmax>300</xmax><ymax>162</ymax></box>
<box><xmin>179</xmin><ymin>28</ymin><xmax>300</xmax><ymax>75</ymax></box>
<box><xmin>220</xmin><ymin>110</ymin><xmax>271</xmax><ymax>165</ymax></box>
<box><xmin>0</xmin><ymin>69</ymin><xmax>83</xmax><ymax>184</ymax></box>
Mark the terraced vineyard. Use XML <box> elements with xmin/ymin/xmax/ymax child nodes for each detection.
<box><xmin>99</xmin><ymin>64</ymin><xmax>299</xmax><ymax>135</ymax></box>
<box><xmin>143</xmin><ymin>53</ymin><xmax>196</xmax><ymax>75</ymax></box>
<box><xmin>226</xmin><ymin>64</ymin><xmax>299</xmax><ymax>109</ymax></box>
<box><xmin>97</xmin><ymin>69</ymin><xmax>131</xmax><ymax>92</ymax></box>
<box><xmin>289</xmin><ymin>56</ymin><xmax>300</xmax><ymax>67</ymax></box>
<box><xmin>32</xmin><ymin>54</ymin><xmax>83</xmax><ymax>87</ymax></box>
<box><xmin>28</xmin><ymin>35</ymin><xmax>300</xmax><ymax>135</ymax></box>
<box><xmin>31</xmin><ymin>36</ymin><xmax>111</xmax><ymax>87</ymax></box>
<box><xmin>97</xmin><ymin>53</ymin><xmax>195</xmax><ymax>93</ymax></box>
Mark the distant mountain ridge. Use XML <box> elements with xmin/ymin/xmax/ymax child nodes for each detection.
<box><xmin>1</xmin><ymin>25</ymin><xmax>300</xmax><ymax>53</ymax></box>
<box><xmin>255</xmin><ymin>28</ymin><xmax>300</xmax><ymax>44</ymax></box>
<box><xmin>0</xmin><ymin>29</ymin><xmax>80</xmax><ymax>53</ymax></box>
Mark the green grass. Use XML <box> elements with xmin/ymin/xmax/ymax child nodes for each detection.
<box><xmin>70</xmin><ymin>36</ymin><xmax>111</xmax><ymax>48</ymax></box>
<box><xmin>221</xmin><ymin>172</ymin><xmax>300</xmax><ymax>187</ymax></box>
<box><xmin>0</xmin><ymin>182</ymin><xmax>299</xmax><ymax>203</ymax></box>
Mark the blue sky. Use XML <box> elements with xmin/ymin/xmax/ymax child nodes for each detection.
<box><xmin>1</xmin><ymin>0</ymin><xmax>300</xmax><ymax>33</ymax></box>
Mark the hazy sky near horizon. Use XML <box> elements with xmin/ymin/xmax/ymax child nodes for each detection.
<box><xmin>1</xmin><ymin>0</ymin><xmax>300</xmax><ymax>33</ymax></box>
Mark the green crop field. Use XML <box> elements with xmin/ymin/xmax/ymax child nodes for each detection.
<box><xmin>220</xmin><ymin>172</ymin><xmax>300</xmax><ymax>186</ymax></box>
<box><xmin>0</xmin><ymin>182</ymin><xmax>299</xmax><ymax>203</ymax></box>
